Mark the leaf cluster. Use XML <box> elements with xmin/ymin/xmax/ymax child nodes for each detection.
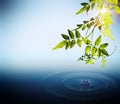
<box><xmin>53</xmin><ymin>0</ymin><xmax>119</xmax><ymax>68</ymax></box>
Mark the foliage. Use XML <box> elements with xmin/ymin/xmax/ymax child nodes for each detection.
<box><xmin>53</xmin><ymin>0</ymin><xmax>120</xmax><ymax>68</ymax></box>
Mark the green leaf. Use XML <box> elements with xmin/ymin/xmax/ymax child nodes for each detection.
<box><xmin>86</xmin><ymin>5</ymin><xmax>90</xmax><ymax>13</ymax></box>
<box><xmin>65</xmin><ymin>41</ymin><xmax>70</xmax><ymax>50</ymax></box>
<box><xmin>61</xmin><ymin>34</ymin><xmax>69</xmax><ymax>40</ymax></box>
<box><xmin>81</xmin><ymin>2</ymin><xmax>88</xmax><ymax>6</ymax></box>
<box><xmin>95</xmin><ymin>35</ymin><xmax>101</xmax><ymax>46</ymax></box>
<box><xmin>75</xmin><ymin>30</ymin><xmax>81</xmax><ymax>38</ymax></box>
<box><xmin>76</xmin><ymin>6</ymin><xmax>87</xmax><ymax>15</ymax></box>
<box><xmin>88</xmin><ymin>22</ymin><xmax>94</xmax><ymax>28</ymax></box>
<box><xmin>53</xmin><ymin>40</ymin><xmax>66</xmax><ymax>50</ymax></box>
<box><xmin>83</xmin><ymin>21</ymin><xmax>89</xmax><ymax>24</ymax></box>
<box><xmin>86</xmin><ymin>39</ymin><xmax>91</xmax><ymax>45</ymax></box>
<box><xmin>70</xmin><ymin>40</ymin><xmax>76</xmax><ymax>48</ymax></box>
<box><xmin>83</xmin><ymin>38</ymin><xmax>87</xmax><ymax>44</ymax></box>
<box><xmin>92</xmin><ymin>47</ymin><xmax>97</xmax><ymax>55</ymax></box>
<box><xmin>82</xmin><ymin>25</ymin><xmax>86</xmax><ymax>30</ymax></box>
<box><xmin>97</xmin><ymin>48</ymin><xmax>101</xmax><ymax>58</ymax></box>
<box><xmin>100</xmin><ymin>43</ymin><xmax>108</xmax><ymax>50</ymax></box>
<box><xmin>85</xmin><ymin>46</ymin><xmax>91</xmax><ymax>55</ymax></box>
<box><xmin>86</xmin><ymin>60</ymin><xmax>94</xmax><ymax>64</ymax></box>
<box><xmin>98</xmin><ymin>26</ymin><xmax>102</xmax><ymax>30</ymax></box>
<box><xmin>114</xmin><ymin>5</ymin><xmax>120</xmax><ymax>14</ymax></box>
<box><xmin>102</xmin><ymin>58</ymin><xmax>106</xmax><ymax>68</ymax></box>
<box><xmin>89</xmin><ymin>0</ymin><xmax>94</xmax><ymax>2</ymax></box>
<box><xmin>77</xmin><ymin>39</ymin><xmax>82</xmax><ymax>47</ymax></box>
<box><xmin>77</xmin><ymin>24</ymin><xmax>83</xmax><ymax>28</ymax></box>
<box><xmin>90</xmin><ymin>17</ymin><xmax>94</xmax><ymax>21</ymax></box>
<box><xmin>101</xmin><ymin>49</ymin><xmax>109</xmax><ymax>56</ymax></box>
<box><xmin>87</xmin><ymin>23</ymin><xmax>91</xmax><ymax>28</ymax></box>
<box><xmin>107</xmin><ymin>0</ymin><xmax>118</xmax><ymax>5</ymax></box>
<box><xmin>68</xmin><ymin>29</ymin><xmax>74</xmax><ymax>39</ymax></box>
<box><xmin>91</xmin><ymin>2</ymin><xmax>95</xmax><ymax>9</ymax></box>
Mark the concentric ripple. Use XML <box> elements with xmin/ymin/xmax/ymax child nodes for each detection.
<box><xmin>42</xmin><ymin>71</ymin><xmax>117</xmax><ymax>101</ymax></box>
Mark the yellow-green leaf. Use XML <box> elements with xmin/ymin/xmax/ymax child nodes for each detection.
<box><xmin>77</xmin><ymin>39</ymin><xmax>82</xmax><ymax>47</ymax></box>
<box><xmin>53</xmin><ymin>40</ymin><xmax>66</xmax><ymax>50</ymax></box>
<box><xmin>106</xmin><ymin>0</ymin><xmax>118</xmax><ymax>5</ymax></box>
<box><xmin>76</xmin><ymin>7</ymin><xmax>87</xmax><ymax>15</ymax></box>
<box><xmin>85</xmin><ymin>46</ymin><xmax>91</xmax><ymax>55</ymax></box>
<box><xmin>102</xmin><ymin>58</ymin><xmax>106</xmax><ymax>68</ymax></box>
<box><xmin>83</xmin><ymin>38</ymin><xmax>90</xmax><ymax>44</ymax></box>
<box><xmin>86</xmin><ymin>60</ymin><xmax>94</xmax><ymax>64</ymax></box>
<box><xmin>114</xmin><ymin>5</ymin><xmax>120</xmax><ymax>14</ymax></box>
<box><xmin>95</xmin><ymin>35</ymin><xmax>101</xmax><ymax>46</ymax></box>
<box><xmin>100</xmin><ymin>43</ymin><xmax>108</xmax><ymax>50</ymax></box>
<box><xmin>92</xmin><ymin>47</ymin><xmax>97</xmax><ymax>55</ymax></box>
<box><xmin>82</xmin><ymin>25</ymin><xmax>86</xmax><ymax>30</ymax></box>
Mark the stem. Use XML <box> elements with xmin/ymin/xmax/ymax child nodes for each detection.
<box><xmin>91</xmin><ymin>28</ymin><xmax>94</xmax><ymax>44</ymax></box>
<box><xmin>86</xmin><ymin>27</ymin><xmax>95</xmax><ymax>38</ymax></box>
<box><xmin>85</xmin><ymin>28</ymin><xmax>89</xmax><ymax>37</ymax></box>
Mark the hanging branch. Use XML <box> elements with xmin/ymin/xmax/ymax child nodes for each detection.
<box><xmin>53</xmin><ymin>0</ymin><xmax>120</xmax><ymax>68</ymax></box>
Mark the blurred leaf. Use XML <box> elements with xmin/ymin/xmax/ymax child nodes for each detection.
<box><xmin>89</xmin><ymin>0</ymin><xmax>94</xmax><ymax>2</ymax></box>
<box><xmin>77</xmin><ymin>39</ymin><xmax>82</xmax><ymax>47</ymax></box>
<box><xmin>107</xmin><ymin>0</ymin><xmax>118</xmax><ymax>5</ymax></box>
<box><xmin>90</xmin><ymin>17</ymin><xmax>94</xmax><ymax>21</ymax></box>
<box><xmin>91</xmin><ymin>2</ymin><xmax>95</xmax><ymax>9</ymax></box>
<box><xmin>102</xmin><ymin>58</ymin><xmax>106</xmax><ymax>68</ymax></box>
<box><xmin>76</xmin><ymin>6</ymin><xmax>87</xmax><ymax>15</ymax></box>
<box><xmin>100</xmin><ymin>43</ymin><xmax>108</xmax><ymax>50</ymax></box>
<box><xmin>95</xmin><ymin>35</ymin><xmax>101</xmax><ymax>46</ymax></box>
<box><xmin>86</xmin><ymin>5</ymin><xmax>90</xmax><ymax>13</ymax></box>
<box><xmin>88</xmin><ymin>22</ymin><xmax>94</xmax><ymax>28</ymax></box>
<box><xmin>61</xmin><ymin>34</ymin><xmax>69</xmax><ymax>40</ymax></box>
<box><xmin>86</xmin><ymin>60</ymin><xmax>94</xmax><ymax>64</ymax></box>
<box><xmin>83</xmin><ymin>21</ymin><xmax>89</xmax><ymax>24</ymax></box>
<box><xmin>53</xmin><ymin>40</ymin><xmax>66</xmax><ymax>50</ymax></box>
<box><xmin>114</xmin><ymin>5</ymin><xmax>120</xmax><ymax>14</ymax></box>
<box><xmin>98</xmin><ymin>26</ymin><xmax>102</xmax><ymax>30</ymax></box>
<box><xmin>75</xmin><ymin>30</ymin><xmax>81</xmax><ymax>38</ymax></box>
<box><xmin>87</xmin><ymin>23</ymin><xmax>91</xmax><ymax>28</ymax></box>
<box><xmin>68</xmin><ymin>29</ymin><xmax>74</xmax><ymax>39</ymax></box>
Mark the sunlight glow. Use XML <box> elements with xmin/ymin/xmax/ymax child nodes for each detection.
<box><xmin>100</xmin><ymin>7</ymin><xmax>108</xmax><ymax>14</ymax></box>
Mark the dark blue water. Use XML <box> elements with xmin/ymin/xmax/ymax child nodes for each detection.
<box><xmin>0</xmin><ymin>68</ymin><xmax>120</xmax><ymax>104</ymax></box>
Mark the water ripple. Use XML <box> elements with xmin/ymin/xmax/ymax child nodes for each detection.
<box><xmin>42</xmin><ymin>71</ymin><xmax>117</xmax><ymax>101</ymax></box>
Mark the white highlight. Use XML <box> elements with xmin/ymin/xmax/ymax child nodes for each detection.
<box><xmin>100</xmin><ymin>8</ymin><xmax>108</xmax><ymax>14</ymax></box>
